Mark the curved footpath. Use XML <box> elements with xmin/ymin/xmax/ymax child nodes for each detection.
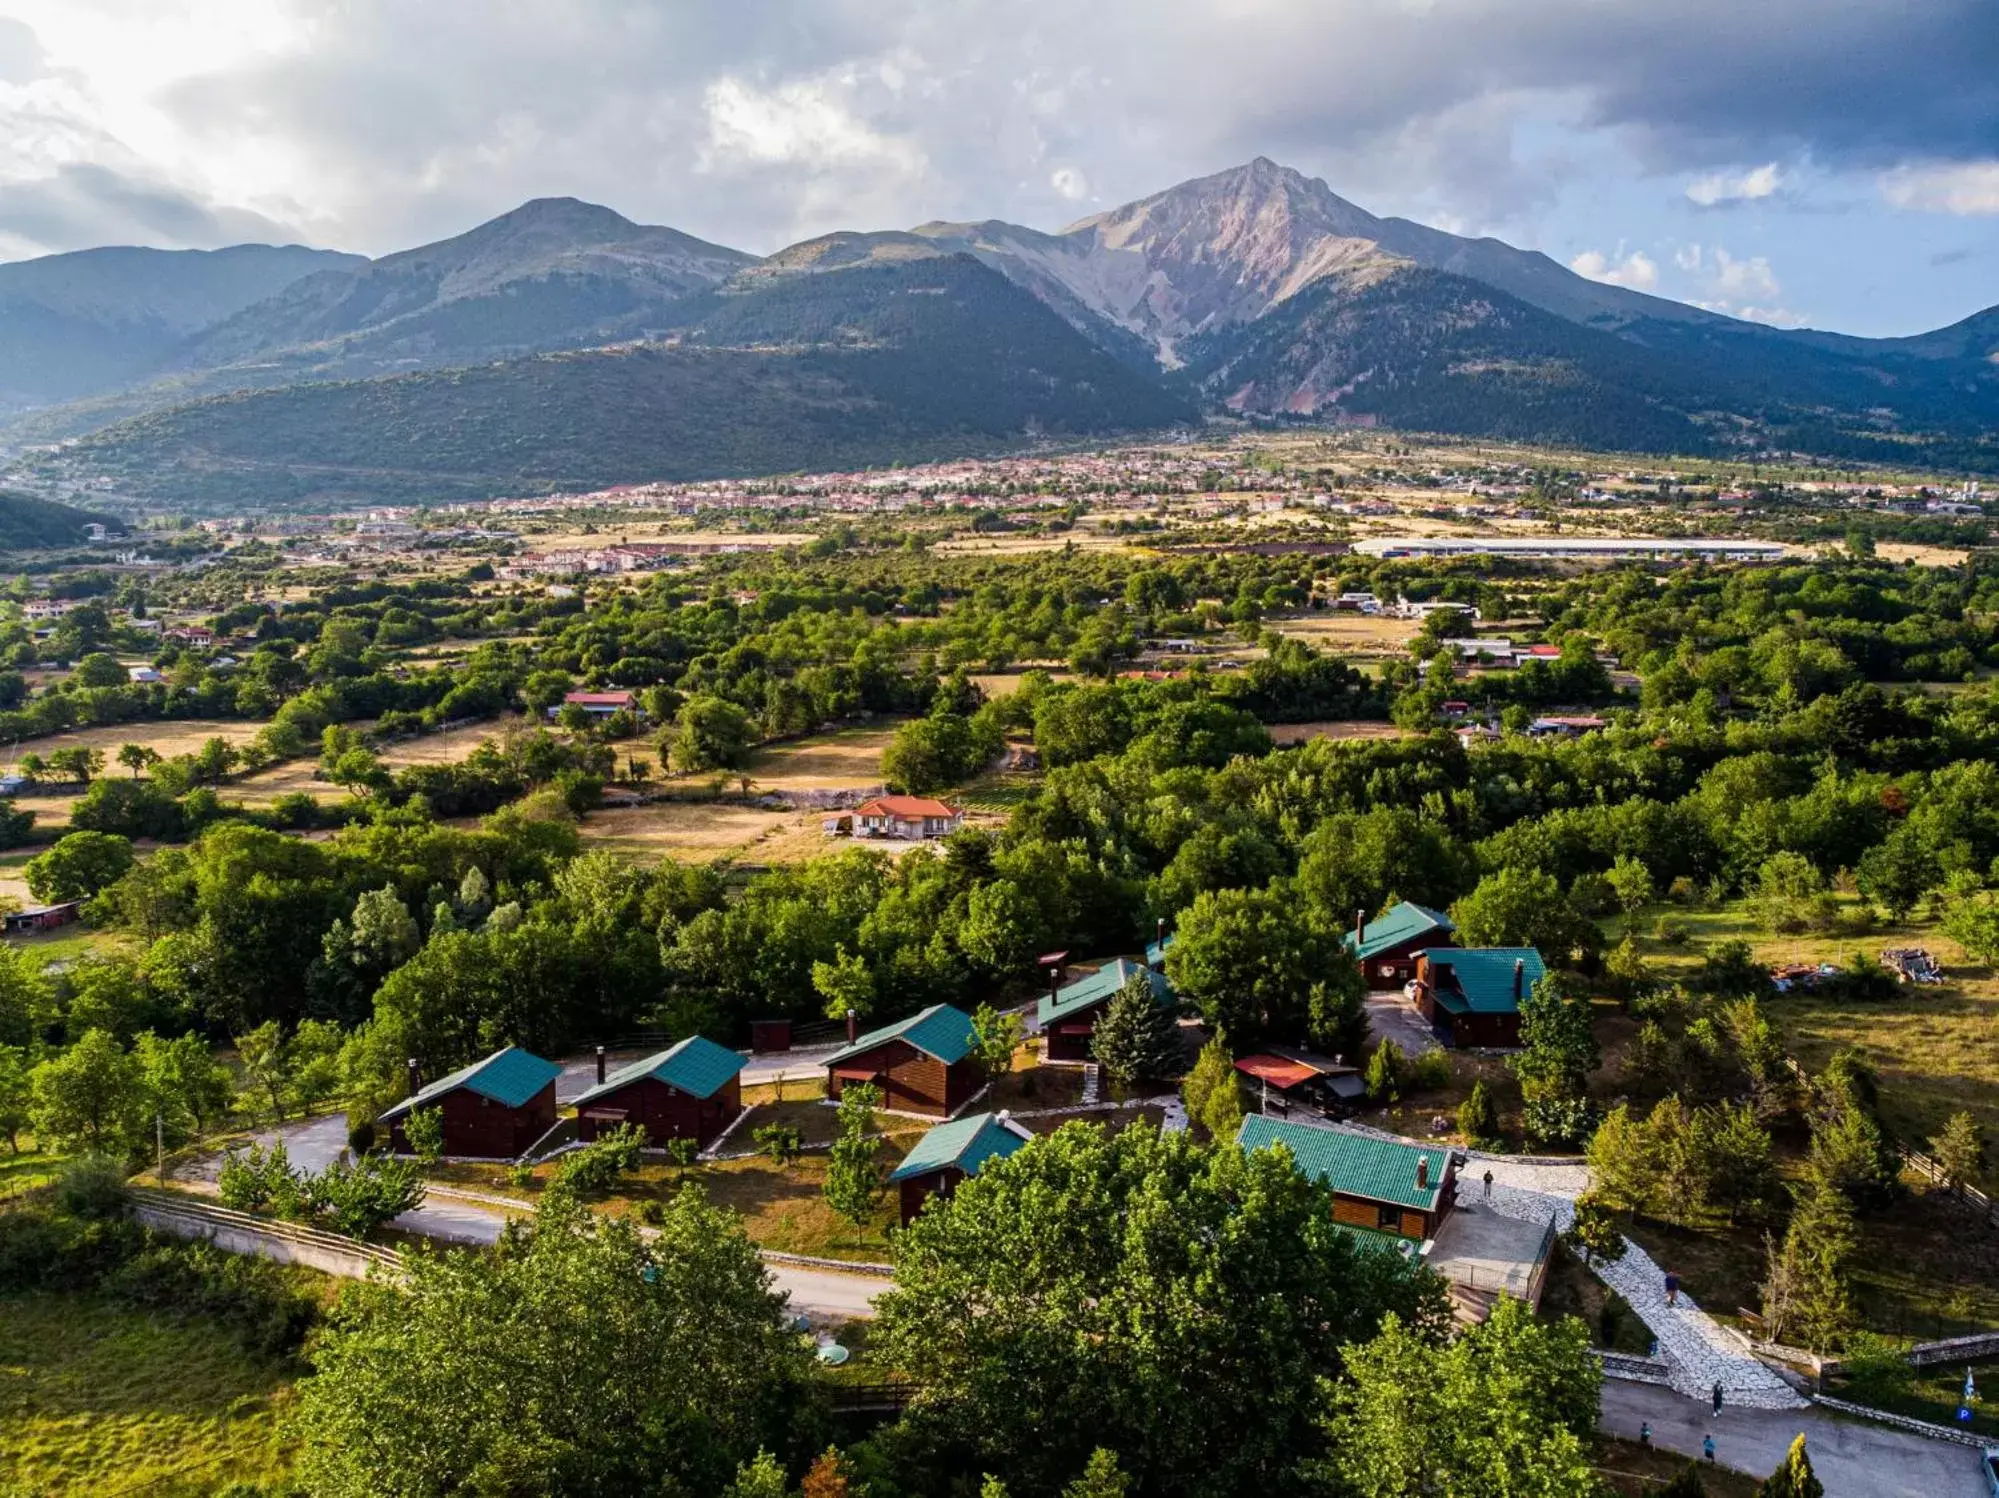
<box><xmin>1464</xmin><ymin>1153</ymin><xmax>1805</xmax><ymax>1410</ymax></box>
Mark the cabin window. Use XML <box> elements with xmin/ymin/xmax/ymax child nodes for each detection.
<box><xmin>1376</xmin><ymin>1204</ymin><xmax>1400</xmax><ymax>1231</ymax></box>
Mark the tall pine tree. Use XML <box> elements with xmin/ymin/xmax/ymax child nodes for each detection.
<box><xmin>1090</xmin><ymin>972</ymin><xmax>1181</xmax><ymax>1093</ymax></box>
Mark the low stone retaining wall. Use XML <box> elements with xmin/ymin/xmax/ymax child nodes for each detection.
<box><xmin>1594</xmin><ymin>1350</ymin><xmax>1674</xmax><ymax>1386</ymax></box>
<box><xmin>760</xmin><ymin>1249</ymin><xmax>893</xmax><ymax>1276</ymax></box>
<box><xmin>129</xmin><ymin>1188</ymin><xmax>400</xmax><ymax>1282</ymax></box>
<box><xmin>1906</xmin><ymin>1330</ymin><xmax>1999</xmax><ymax>1368</ymax></box>
<box><xmin>1811</xmin><ymin>1395</ymin><xmax>1993</xmax><ymax>1449</ymax></box>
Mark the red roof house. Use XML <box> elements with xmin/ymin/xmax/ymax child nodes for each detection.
<box><xmin>852</xmin><ymin>795</ymin><xmax>963</xmax><ymax>841</ymax></box>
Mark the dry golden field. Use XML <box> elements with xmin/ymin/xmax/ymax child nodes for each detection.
<box><xmin>1265</xmin><ymin>612</ymin><xmax>1418</xmax><ymax>653</ymax></box>
<box><xmin>738</xmin><ymin>724</ymin><xmax>896</xmax><ymax>792</ymax></box>
<box><xmin>1264</xmin><ymin>720</ymin><xmax>1409</xmax><ymax>746</ymax></box>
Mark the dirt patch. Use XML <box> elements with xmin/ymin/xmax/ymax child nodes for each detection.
<box><xmin>1877</xmin><ymin>542</ymin><xmax>1971</xmax><ymax>568</ymax></box>
<box><xmin>742</xmin><ymin>725</ymin><xmax>899</xmax><ymax>793</ymax></box>
<box><xmin>1265</xmin><ymin>612</ymin><xmax>1419</xmax><ymax>653</ymax></box>
<box><xmin>1265</xmin><ymin>720</ymin><xmax>1409</xmax><ymax>746</ymax></box>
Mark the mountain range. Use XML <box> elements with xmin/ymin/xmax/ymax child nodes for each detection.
<box><xmin>4</xmin><ymin>158</ymin><xmax>1994</xmax><ymax>510</ymax></box>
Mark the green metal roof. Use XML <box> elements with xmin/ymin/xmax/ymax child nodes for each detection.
<box><xmin>1037</xmin><ymin>957</ymin><xmax>1174</xmax><ymax>1027</ymax></box>
<box><xmin>573</xmin><ymin>1035</ymin><xmax>745</xmax><ymax>1107</ymax></box>
<box><xmin>888</xmin><ymin>1111</ymin><xmax>1031</xmax><ymax>1183</ymax></box>
<box><xmin>1343</xmin><ymin>902</ymin><xmax>1455</xmax><ymax>960</ymax></box>
<box><xmin>1145</xmin><ymin>931</ymin><xmax>1176</xmax><ymax>967</ymax></box>
<box><xmin>826</xmin><ymin>1003</ymin><xmax>978</xmax><ymax>1068</ymax></box>
<box><xmin>381</xmin><ymin>1046</ymin><xmax>560</xmax><ymax>1119</ymax></box>
<box><xmin>1416</xmin><ymin>947</ymin><xmax>1545</xmax><ymax>1015</ymax></box>
<box><xmin>1238</xmin><ymin>1114</ymin><xmax>1447</xmax><ymax>1212</ymax></box>
<box><xmin>1329</xmin><ymin>1221</ymin><xmax>1422</xmax><ymax>1262</ymax></box>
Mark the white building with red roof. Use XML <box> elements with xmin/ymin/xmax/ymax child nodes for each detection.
<box><xmin>852</xmin><ymin>795</ymin><xmax>963</xmax><ymax>840</ymax></box>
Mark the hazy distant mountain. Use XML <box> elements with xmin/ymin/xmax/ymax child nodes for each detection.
<box><xmin>44</xmin><ymin>255</ymin><xmax>1192</xmax><ymax>510</ymax></box>
<box><xmin>0</xmin><ymin>243</ymin><xmax>361</xmax><ymax>411</ymax></box>
<box><xmin>7</xmin><ymin>160</ymin><xmax>1996</xmax><ymax>503</ymax></box>
<box><xmin>172</xmin><ymin>197</ymin><xmax>757</xmax><ymax>384</ymax></box>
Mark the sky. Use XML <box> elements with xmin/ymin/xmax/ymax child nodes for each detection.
<box><xmin>0</xmin><ymin>0</ymin><xmax>1993</xmax><ymax>338</ymax></box>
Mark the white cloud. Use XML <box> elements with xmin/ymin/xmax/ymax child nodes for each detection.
<box><xmin>1686</xmin><ymin>161</ymin><xmax>1784</xmax><ymax>206</ymax></box>
<box><xmin>1569</xmin><ymin>246</ymin><xmax>1658</xmax><ymax>290</ymax></box>
<box><xmin>1049</xmin><ymin>165</ymin><xmax>1088</xmax><ymax>200</ymax></box>
<box><xmin>1681</xmin><ymin>243</ymin><xmax>1805</xmax><ymax>325</ymax></box>
<box><xmin>1880</xmin><ymin>159</ymin><xmax>1999</xmax><ymax>215</ymax></box>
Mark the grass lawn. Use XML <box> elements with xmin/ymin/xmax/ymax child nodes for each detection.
<box><xmin>617</xmin><ymin>1155</ymin><xmax>901</xmax><ymax>1261</ymax></box>
<box><xmin>0</xmin><ymin>1146</ymin><xmax>63</xmax><ymax>1200</ymax></box>
<box><xmin>0</xmin><ymin>1291</ymin><xmax>297</xmax><ymax>1495</ymax></box>
<box><xmin>1609</xmin><ymin>898</ymin><xmax>1999</xmax><ymax>1146</ymax></box>
<box><xmin>1596</xmin><ymin>1438</ymin><xmax>1757</xmax><ymax>1497</ymax></box>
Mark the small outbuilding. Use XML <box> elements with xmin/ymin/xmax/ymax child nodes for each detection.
<box><xmin>1037</xmin><ymin>957</ymin><xmax>1175</xmax><ymax>1062</ymax></box>
<box><xmin>381</xmin><ymin>1046</ymin><xmax>561</xmax><ymax>1159</ymax></box>
<box><xmin>1239</xmin><ymin>1114</ymin><xmax>1456</xmax><ymax>1241</ymax></box>
<box><xmin>825</xmin><ymin>1003</ymin><xmax>981</xmax><ymax>1118</ymax></box>
<box><xmin>1344</xmin><ymin>901</ymin><xmax>1457</xmax><ymax>990</ymax></box>
<box><xmin>1233</xmin><ymin>1048</ymin><xmax>1366</xmax><ymax>1115</ymax></box>
<box><xmin>571</xmin><ymin>1035</ymin><xmax>747</xmax><ymax>1149</ymax></box>
<box><xmin>888</xmin><ymin>1109</ymin><xmax>1033</xmax><ymax>1223</ymax></box>
<box><xmin>1411</xmin><ymin>946</ymin><xmax>1546</xmax><ymax>1048</ymax></box>
<box><xmin>3</xmin><ymin>901</ymin><xmax>81</xmax><ymax>935</ymax></box>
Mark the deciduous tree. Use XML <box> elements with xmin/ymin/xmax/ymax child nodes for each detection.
<box><xmin>1318</xmin><ymin>1293</ymin><xmax>1600</xmax><ymax>1498</ymax></box>
<box><xmin>876</xmin><ymin>1121</ymin><xmax>1449</xmax><ymax>1495</ymax></box>
<box><xmin>293</xmin><ymin>1189</ymin><xmax>811</xmax><ymax>1496</ymax></box>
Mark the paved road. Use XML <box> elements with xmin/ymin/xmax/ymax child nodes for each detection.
<box><xmin>1364</xmin><ymin>993</ymin><xmax>1439</xmax><ymax>1056</ymax></box>
<box><xmin>1600</xmin><ymin>1379</ymin><xmax>1990</xmax><ymax>1497</ymax></box>
<box><xmin>399</xmin><ymin>1186</ymin><xmax>887</xmax><ymax>1319</ymax></box>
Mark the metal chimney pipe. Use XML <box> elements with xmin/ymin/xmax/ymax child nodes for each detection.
<box><xmin>847</xmin><ymin>1011</ymin><xmax>858</xmax><ymax>1043</ymax></box>
<box><xmin>1417</xmin><ymin>1155</ymin><xmax>1430</xmax><ymax>1189</ymax></box>
<box><xmin>595</xmin><ymin>1045</ymin><xmax>606</xmax><ymax>1085</ymax></box>
<box><xmin>1513</xmin><ymin>959</ymin><xmax>1525</xmax><ymax>1003</ymax></box>
<box><xmin>1355</xmin><ymin>907</ymin><xmax>1366</xmax><ymax>945</ymax></box>
<box><xmin>406</xmin><ymin>1057</ymin><xmax>420</xmax><ymax>1096</ymax></box>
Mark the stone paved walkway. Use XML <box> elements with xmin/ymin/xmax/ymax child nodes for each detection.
<box><xmin>1463</xmin><ymin>1152</ymin><xmax>1806</xmax><ymax>1410</ymax></box>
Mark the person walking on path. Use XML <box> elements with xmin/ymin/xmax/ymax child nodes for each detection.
<box><xmin>1664</xmin><ymin>1269</ymin><xmax>1680</xmax><ymax>1306</ymax></box>
<box><xmin>1712</xmin><ymin>1382</ymin><xmax>1724</xmax><ymax>1418</ymax></box>
<box><xmin>1702</xmin><ymin>1435</ymin><xmax>1715</xmax><ymax>1464</ymax></box>
<box><xmin>1482</xmin><ymin>1168</ymin><xmax>1493</xmax><ymax>1202</ymax></box>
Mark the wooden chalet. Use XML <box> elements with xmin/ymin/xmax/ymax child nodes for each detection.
<box><xmin>571</xmin><ymin>1035</ymin><xmax>746</xmax><ymax>1149</ymax></box>
<box><xmin>1239</xmin><ymin>1114</ymin><xmax>1456</xmax><ymax>1241</ymax></box>
<box><xmin>887</xmin><ymin>1110</ymin><xmax>1033</xmax><ymax>1223</ymax></box>
<box><xmin>1344</xmin><ymin>901</ymin><xmax>1456</xmax><ymax>990</ymax></box>
<box><xmin>381</xmin><ymin>1046</ymin><xmax>561</xmax><ymax>1159</ymax></box>
<box><xmin>1036</xmin><ymin>957</ymin><xmax>1174</xmax><ymax>1062</ymax></box>
<box><xmin>1411</xmin><ymin>947</ymin><xmax>1546</xmax><ymax>1048</ymax></box>
<box><xmin>825</xmin><ymin>1003</ymin><xmax>981</xmax><ymax>1118</ymax></box>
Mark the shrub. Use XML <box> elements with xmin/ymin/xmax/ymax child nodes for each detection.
<box><xmin>57</xmin><ymin>1154</ymin><xmax>130</xmax><ymax>1220</ymax></box>
<box><xmin>1456</xmin><ymin>1080</ymin><xmax>1499</xmax><ymax>1144</ymax></box>
<box><xmin>346</xmin><ymin>1116</ymin><xmax>377</xmax><ymax>1156</ymax></box>
<box><xmin>1652</xmin><ymin>915</ymin><xmax>1691</xmax><ymax>946</ymax></box>
<box><xmin>1407</xmin><ymin>1048</ymin><xmax>1453</xmax><ymax>1092</ymax></box>
<box><xmin>753</xmin><ymin>1123</ymin><xmax>803</xmax><ymax>1166</ymax></box>
<box><xmin>549</xmin><ymin>1123</ymin><xmax>647</xmax><ymax>1199</ymax></box>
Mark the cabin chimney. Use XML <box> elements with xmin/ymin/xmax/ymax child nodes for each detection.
<box><xmin>595</xmin><ymin>1045</ymin><xmax>606</xmax><ymax>1085</ymax></box>
<box><xmin>1355</xmin><ymin>908</ymin><xmax>1367</xmax><ymax>945</ymax></box>
<box><xmin>406</xmin><ymin>1057</ymin><xmax>420</xmax><ymax>1096</ymax></box>
<box><xmin>1513</xmin><ymin>958</ymin><xmax>1525</xmax><ymax>1003</ymax></box>
<box><xmin>1156</xmin><ymin>916</ymin><xmax>1166</xmax><ymax>944</ymax></box>
<box><xmin>847</xmin><ymin>1011</ymin><xmax>858</xmax><ymax>1043</ymax></box>
<box><xmin>1416</xmin><ymin>1154</ymin><xmax>1430</xmax><ymax>1189</ymax></box>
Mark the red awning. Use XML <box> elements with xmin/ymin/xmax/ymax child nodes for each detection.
<box><xmin>1234</xmin><ymin>1054</ymin><xmax>1319</xmax><ymax>1090</ymax></box>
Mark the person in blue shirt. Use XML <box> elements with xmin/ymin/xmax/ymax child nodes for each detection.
<box><xmin>1703</xmin><ymin>1435</ymin><xmax>1716</xmax><ymax>1463</ymax></box>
